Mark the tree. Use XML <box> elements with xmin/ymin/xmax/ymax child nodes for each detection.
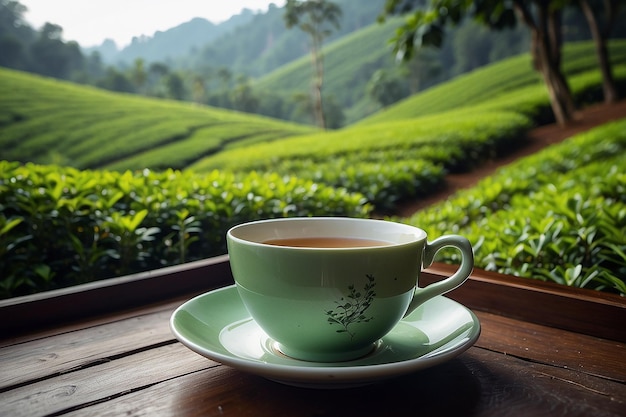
<box><xmin>284</xmin><ymin>0</ymin><xmax>342</xmax><ymax>129</ymax></box>
<box><xmin>451</xmin><ymin>22</ymin><xmax>494</xmax><ymax>75</ymax></box>
<box><xmin>30</xmin><ymin>23</ymin><xmax>84</xmax><ymax>80</ymax></box>
<box><xmin>367</xmin><ymin>69</ymin><xmax>408</xmax><ymax>107</ymax></box>
<box><xmin>97</xmin><ymin>67</ymin><xmax>135</xmax><ymax>93</ymax></box>
<box><xmin>165</xmin><ymin>72</ymin><xmax>186</xmax><ymax>100</ymax></box>
<box><xmin>146</xmin><ymin>62</ymin><xmax>169</xmax><ymax>97</ymax></box>
<box><xmin>0</xmin><ymin>0</ymin><xmax>30</xmax><ymax>39</ymax></box>
<box><xmin>381</xmin><ymin>0</ymin><xmax>578</xmax><ymax>126</ymax></box>
<box><xmin>130</xmin><ymin>58</ymin><xmax>147</xmax><ymax>94</ymax></box>
<box><xmin>0</xmin><ymin>36</ymin><xmax>23</xmax><ymax>68</ymax></box>
<box><xmin>290</xmin><ymin>91</ymin><xmax>315</xmax><ymax>125</ymax></box>
<box><xmin>231</xmin><ymin>75</ymin><xmax>259</xmax><ymax>113</ymax></box>
<box><xmin>322</xmin><ymin>94</ymin><xmax>345</xmax><ymax>129</ymax></box>
<box><xmin>403</xmin><ymin>47</ymin><xmax>443</xmax><ymax>94</ymax></box>
<box><xmin>577</xmin><ymin>0</ymin><xmax>621</xmax><ymax>103</ymax></box>
<box><xmin>191</xmin><ymin>75</ymin><xmax>207</xmax><ymax>104</ymax></box>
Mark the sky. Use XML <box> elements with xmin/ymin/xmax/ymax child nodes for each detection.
<box><xmin>19</xmin><ymin>0</ymin><xmax>285</xmax><ymax>48</ymax></box>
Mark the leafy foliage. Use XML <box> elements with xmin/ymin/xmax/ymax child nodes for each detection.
<box><xmin>326</xmin><ymin>274</ymin><xmax>377</xmax><ymax>339</ymax></box>
<box><xmin>0</xmin><ymin>162</ymin><xmax>370</xmax><ymax>298</ymax></box>
<box><xmin>193</xmin><ymin>110</ymin><xmax>531</xmax><ymax>210</ymax></box>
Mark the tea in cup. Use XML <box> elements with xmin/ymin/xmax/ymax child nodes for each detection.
<box><xmin>226</xmin><ymin>217</ymin><xmax>473</xmax><ymax>362</ymax></box>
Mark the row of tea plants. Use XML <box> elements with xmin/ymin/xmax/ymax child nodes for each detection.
<box><xmin>189</xmin><ymin>65</ymin><xmax>626</xmax><ymax>212</ymax></box>
<box><xmin>407</xmin><ymin>119</ymin><xmax>626</xmax><ymax>296</ymax></box>
<box><xmin>0</xmin><ymin>67</ymin><xmax>314</xmax><ymax>171</ymax></box>
<box><xmin>193</xmin><ymin>110</ymin><xmax>532</xmax><ymax>210</ymax></box>
<box><xmin>0</xmin><ymin>164</ymin><xmax>370</xmax><ymax>299</ymax></box>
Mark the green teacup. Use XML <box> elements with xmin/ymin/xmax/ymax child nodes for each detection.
<box><xmin>226</xmin><ymin>217</ymin><xmax>473</xmax><ymax>362</ymax></box>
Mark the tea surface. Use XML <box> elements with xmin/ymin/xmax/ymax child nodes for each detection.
<box><xmin>262</xmin><ymin>237</ymin><xmax>392</xmax><ymax>248</ymax></box>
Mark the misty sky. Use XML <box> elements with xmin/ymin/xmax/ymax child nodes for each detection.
<box><xmin>19</xmin><ymin>0</ymin><xmax>286</xmax><ymax>48</ymax></box>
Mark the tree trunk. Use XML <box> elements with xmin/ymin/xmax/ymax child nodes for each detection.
<box><xmin>516</xmin><ymin>1</ymin><xmax>575</xmax><ymax>126</ymax></box>
<box><xmin>310</xmin><ymin>33</ymin><xmax>326</xmax><ymax>130</ymax></box>
<box><xmin>579</xmin><ymin>0</ymin><xmax>619</xmax><ymax>103</ymax></box>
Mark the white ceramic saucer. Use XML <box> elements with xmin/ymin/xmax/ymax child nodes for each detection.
<box><xmin>170</xmin><ymin>285</ymin><xmax>480</xmax><ymax>389</ymax></box>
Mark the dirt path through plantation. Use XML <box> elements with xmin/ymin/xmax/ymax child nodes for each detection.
<box><xmin>393</xmin><ymin>99</ymin><xmax>626</xmax><ymax>217</ymax></box>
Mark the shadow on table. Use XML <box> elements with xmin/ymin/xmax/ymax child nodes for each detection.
<box><xmin>173</xmin><ymin>357</ymin><xmax>484</xmax><ymax>416</ymax></box>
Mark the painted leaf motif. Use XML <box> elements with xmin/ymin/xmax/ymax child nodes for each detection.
<box><xmin>324</xmin><ymin>275</ymin><xmax>377</xmax><ymax>339</ymax></box>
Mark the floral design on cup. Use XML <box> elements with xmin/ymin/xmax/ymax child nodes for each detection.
<box><xmin>325</xmin><ymin>274</ymin><xmax>377</xmax><ymax>339</ymax></box>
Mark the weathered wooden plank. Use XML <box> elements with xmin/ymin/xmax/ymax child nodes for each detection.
<box><xmin>58</xmin><ymin>347</ymin><xmax>626</xmax><ymax>417</ymax></box>
<box><xmin>1</xmin><ymin>305</ymin><xmax>623</xmax><ymax>416</ymax></box>
<box><xmin>1</xmin><ymin>257</ymin><xmax>623</xmax><ymax>417</ymax></box>
<box><xmin>0</xmin><ymin>295</ymin><xmax>188</xmax><ymax>348</ymax></box>
<box><xmin>473</xmin><ymin>311</ymin><xmax>626</xmax><ymax>383</ymax></box>
<box><xmin>0</xmin><ymin>308</ymin><xmax>176</xmax><ymax>390</ymax></box>
<box><xmin>0</xmin><ymin>343</ymin><xmax>216</xmax><ymax>417</ymax></box>
<box><xmin>461</xmin><ymin>349</ymin><xmax>626</xmax><ymax>417</ymax></box>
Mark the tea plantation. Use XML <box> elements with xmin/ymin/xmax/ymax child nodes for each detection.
<box><xmin>407</xmin><ymin>119</ymin><xmax>626</xmax><ymax>295</ymax></box>
<box><xmin>0</xmin><ymin>69</ymin><xmax>316</xmax><ymax>171</ymax></box>
<box><xmin>1</xmin><ymin>40</ymin><xmax>625</xmax><ymax>298</ymax></box>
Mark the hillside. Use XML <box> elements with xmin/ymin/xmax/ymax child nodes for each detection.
<box><xmin>86</xmin><ymin>13</ymin><xmax>257</xmax><ymax>64</ymax></box>
<box><xmin>0</xmin><ymin>68</ymin><xmax>315</xmax><ymax>171</ymax></box>
<box><xmin>2</xmin><ymin>41</ymin><xmax>625</xmax><ymax>175</ymax></box>
<box><xmin>357</xmin><ymin>40</ymin><xmax>626</xmax><ymax>125</ymax></box>
<box><xmin>254</xmin><ymin>17</ymin><xmax>403</xmax><ymax>121</ymax></box>
<box><xmin>92</xmin><ymin>0</ymin><xmax>388</xmax><ymax>75</ymax></box>
<box><xmin>396</xmin><ymin>99</ymin><xmax>626</xmax><ymax>216</ymax></box>
<box><xmin>180</xmin><ymin>0</ymin><xmax>387</xmax><ymax>77</ymax></box>
<box><xmin>197</xmin><ymin>41</ymin><xmax>626</xmax><ymax>170</ymax></box>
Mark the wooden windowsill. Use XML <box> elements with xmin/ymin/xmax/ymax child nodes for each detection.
<box><xmin>423</xmin><ymin>263</ymin><xmax>625</xmax><ymax>343</ymax></box>
<box><xmin>1</xmin><ymin>256</ymin><xmax>624</xmax><ymax>342</ymax></box>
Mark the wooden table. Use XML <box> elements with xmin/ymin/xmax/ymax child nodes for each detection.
<box><xmin>1</xmin><ymin>256</ymin><xmax>625</xmax><ymax>417</ymax></box>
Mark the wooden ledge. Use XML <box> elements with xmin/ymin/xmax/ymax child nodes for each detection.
<box><xmin>1</xmin><ymin>257</ymin><xmax>624</xmax><ymax>342</ymax></box>
<box><xmin>0</xmin><ymin>255</ymin><xmax>232</xmax><ymax>337</ymax></box>
<box><xmin>423</xmin><ymin>264</ymin><xmax>626</xmax><ymax>343</ymax></box>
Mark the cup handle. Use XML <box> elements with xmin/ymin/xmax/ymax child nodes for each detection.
<box><xmin>404</xmin><ymin>235</ymin><xmax>474</xmax><ymax>317</ymax></box>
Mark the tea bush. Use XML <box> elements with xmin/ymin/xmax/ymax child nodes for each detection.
<box><xmin>0</xmin><ymin>163</ymin><xmax>370</xmax><ymax>298</ymax></box>
<box><xmin>407</xmin><ymin>119</ymin><xmax>626</xmax><ymax>295</ymax></box>
<box><xmin>193</xmin><ymin>111</ymin><xmax>531</xmax><ymax>171</ymax></box>
<box><xmin>269</xmin><ymin>158</ymin><xmax>444</xmax><ymax>211</ymax></box>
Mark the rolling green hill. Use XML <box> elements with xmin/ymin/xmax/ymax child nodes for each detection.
<box><xmin>194</xmin><ymin>41</ymin><xmax>626</xmax><ymax>172</ymax></box>
<box><xmin>255</xmin><ymin>27</ymin><xmax>625</xmax><ymax>125</ymax></box>
<box><xmin>357</xmin><ymin>40</ymin><xmax>626</xmax><ymax>125</ymax></box>
<box><xmin>0</xmin><ymin>68</ymin><xmax>315</xmax><ymax>171</ymax></box>
<box><xmin>254</xmin><ymin>17</ymin><xmax>403</xmax><ymax>118</ymax></box>
<box><xmin>2</xmin><ymin>40</ymin><xmax>624</xmax><ymax>175</ymax></box>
